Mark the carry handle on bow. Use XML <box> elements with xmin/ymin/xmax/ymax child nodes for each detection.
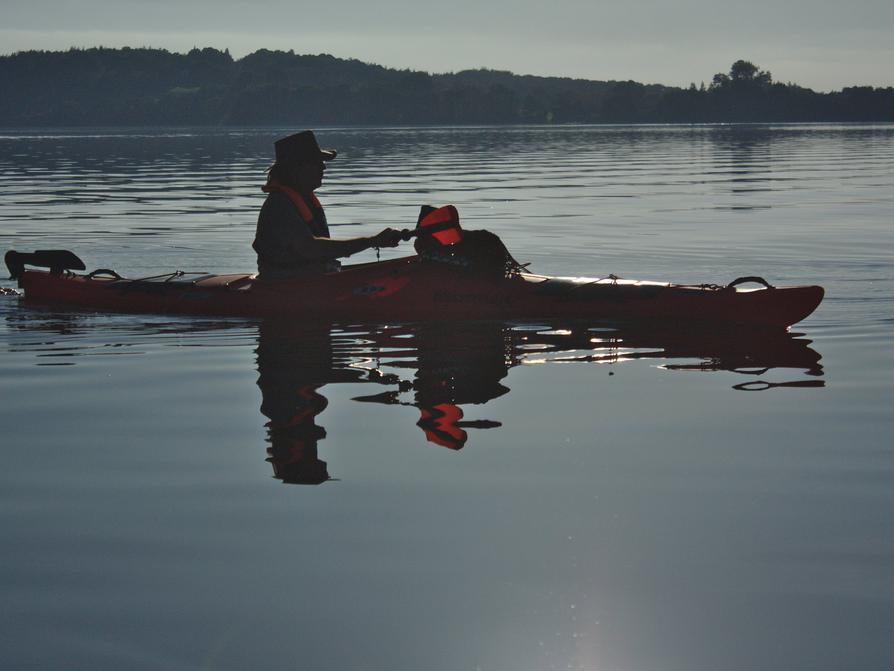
<box><xmin>726</xmin><ymin>276</ymin><xmax>775</xmax><ymax>290</ymax></box>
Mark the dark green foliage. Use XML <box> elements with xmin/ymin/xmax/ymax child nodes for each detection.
<box><xmin>656</xmin><ymin>60</ymin><xmax>893</xmax><ymax>123</ymax></box>
<box><xmin>0</xmin><ymin>49</ymin><xmax>891</xmax><ymax>126</ymax></box>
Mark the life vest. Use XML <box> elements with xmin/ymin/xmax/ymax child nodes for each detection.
<box><xmin>262</xmin><ymin>181</ymin><xmax>330</xmax><ymax>237</ymax></box>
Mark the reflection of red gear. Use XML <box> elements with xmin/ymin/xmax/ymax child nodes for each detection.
<box><xmin>418</xmin><ymin>403</ymin><xmax>468</xmax><ymax>450</ymax></box>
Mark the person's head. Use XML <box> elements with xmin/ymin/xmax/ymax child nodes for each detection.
<box><xmin>267</xmin><ymin>130</ymin><xmax>337</xmax><ymax>193</ymax></box>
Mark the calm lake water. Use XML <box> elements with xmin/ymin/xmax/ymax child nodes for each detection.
<box><xmin>1</xmin><ymin>125</ymin><xmax>892</xmax><ymax>670</ymax></box>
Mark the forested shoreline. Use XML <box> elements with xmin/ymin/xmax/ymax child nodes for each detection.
<box><xmin>1</xmin><ymin>47</ymin><xmax>892</xmax><ymax>126</ymax></box>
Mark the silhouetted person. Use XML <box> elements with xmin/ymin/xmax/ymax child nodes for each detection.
<box><xmin>253</xmin><ymin>130</ymin><xmax>403</xmax><ymax>279</ymax></box>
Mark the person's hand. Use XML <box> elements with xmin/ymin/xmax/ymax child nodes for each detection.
<box><xmin>371</xmin><ymin>228</ymin><xmax>402</xmax><ymax>248</ymax></box>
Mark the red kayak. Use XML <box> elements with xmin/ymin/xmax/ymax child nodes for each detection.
<box><xmin>6</xmin><ymin>249</ymin><xmax>823</xmax><ymax>328</ymax></box>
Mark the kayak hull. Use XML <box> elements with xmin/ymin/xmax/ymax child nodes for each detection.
<box><xmin>16</xmin><ymin>255</ymin><xmax>824</xmax><ymax>329</ymax></box>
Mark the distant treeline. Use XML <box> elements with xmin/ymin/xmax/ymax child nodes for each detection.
<box><xmin>1</xmin><ymin>47</ymin><xmax>892</xmax><ymax>126</ymax></box>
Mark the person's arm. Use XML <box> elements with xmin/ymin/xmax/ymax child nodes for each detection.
<box><xmin>291</xmin><ymin>228</ymin><xmax>403</xmax><ymax>261</ymax></box>
<box><xmin>260</xmin><ymin>193</ymin><xmax>404</xmax><ymax>262</ymax></box>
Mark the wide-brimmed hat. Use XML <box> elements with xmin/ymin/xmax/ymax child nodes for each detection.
<box><xmin>272</xmin><ymin>131</ymin><xmax>337</xmax><ymax>167</ymax></box>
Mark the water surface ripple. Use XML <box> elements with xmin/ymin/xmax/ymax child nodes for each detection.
<box><xmin>1</xmin><ymin>125</ymin><xmax>892</xmax><ymax>671</ymax></box>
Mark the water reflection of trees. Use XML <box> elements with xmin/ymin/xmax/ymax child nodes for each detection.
<box><xmin>255</xmin><ymin>320</ymin><xmax>823</xmax><ymax>484</ymax></box>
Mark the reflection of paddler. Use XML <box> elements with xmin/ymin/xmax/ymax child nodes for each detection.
<box><xmin>264</xmin><ymin>384</ymin><xmax>329</xmax><ymax>485</ymax></box>
<box><xmin>255</xmin><ymin>320</ymin><xmax>365</xmax><ymax>484</ymax></box>
<box><xmin>412</xmin><ymin>322</ymin><xmax>509</xmax><ymax>449</ymax></box>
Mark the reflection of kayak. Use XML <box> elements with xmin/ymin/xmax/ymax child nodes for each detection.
<box><xmin>7</xmin><ymin>250</ymin><xmax>823</xmax><ymax>328</ymax></box>
<box><xmin>261</xmin><ymin>320</ymin><xmax>825</xmax><ymax>461</ymax></box>
<box><xmin>1</xmin><ymin>312</ymin><xmax>825</xmax><ymax>480</ymax></box>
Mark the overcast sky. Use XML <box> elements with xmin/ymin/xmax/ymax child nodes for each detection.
<box><xmin>3</xmin><ymin>0</ymin><xmax>892</xmax><ymax>91</ymax></box>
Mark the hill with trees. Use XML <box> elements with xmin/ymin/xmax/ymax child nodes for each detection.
<box><xmin>0</xmin><ymin>48</ymin><xmax>891</xmax><ymax>126</ymax></box>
